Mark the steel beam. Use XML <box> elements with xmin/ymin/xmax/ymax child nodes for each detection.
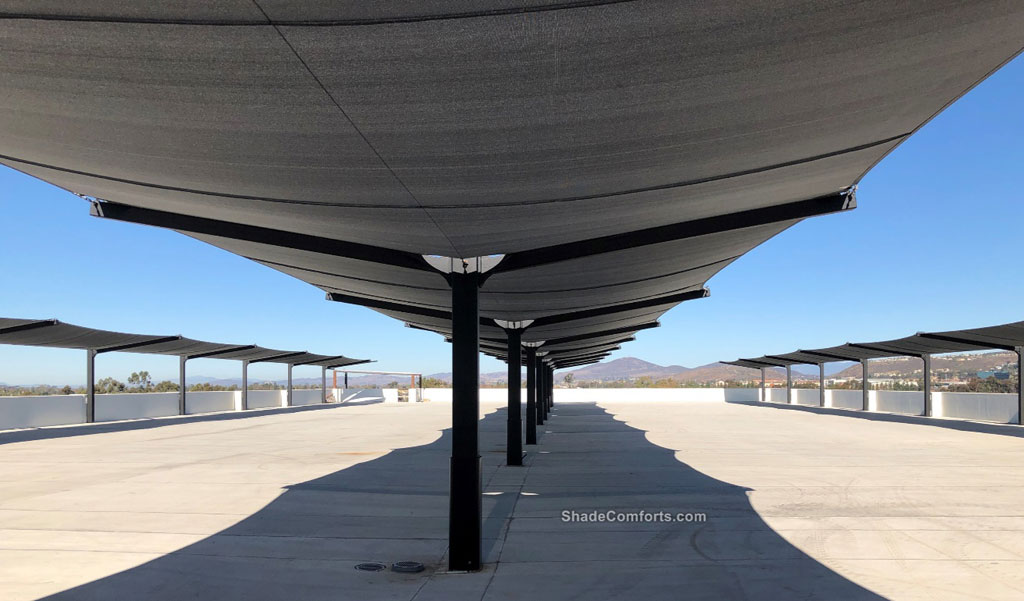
<box><xmin>92</xmin><ymin>201</ymin><xmax>433</xmax><ymax>273</ymax></box>
<box><xmin>185</xmin><ymin>344</ymin><xmax>256</xmax><ymax>360</ymax></box>
<box><xmin>249</xmin><ymin>351</ymin><xmax>307</xmax><ymax>364</ymax></box>
<box><xmin>918</xmin><ymin>332</ymin><xmax>1014</xmax><ymax>351</ymax></box>
<box><xmin>95</xmin><ymin>335</ymin><xmax>181</xmax><ymax>354</ymax></box>
<box><xmin>0</xmin><ymin>319</ymin><xmax>57</xmax><ymax>336</ymax></box>
<box><xmin>491</xmin><ymin>190</ymin><xmax>855</xmax><ymax>274</ymax></box>
<box><xmin>506</xmin><ymin>328</ymin><xmax>523</xmax><ymax>466</ymax></box>
<box><xmin>448</xmin><ymin>271</ymin><xmax>482</xmax><ymax>572</ymax></box>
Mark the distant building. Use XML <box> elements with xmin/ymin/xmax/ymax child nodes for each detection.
<box><xmin>977</xmin><ymin>371</ymin><xmax>1010</xmax><ymax>380</ymax></box>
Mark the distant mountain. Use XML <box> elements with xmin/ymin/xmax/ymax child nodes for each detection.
<box><xmin>830</xmin><ymin>351</ymin><xmax>1015</xmax><ymax>379</ymax></box>
<box><xmin>557</xmin><ymin>357</ymin><xmax>790</xmax><ymax>384</ymax></box>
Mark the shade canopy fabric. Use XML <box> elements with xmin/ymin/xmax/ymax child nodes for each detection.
<box><xmin>729</xmin><ymin>320</ymin><xmax>1024</xmax><ymax>369</ymax></box>
<box><xmin>0</xmin><ymin>318</ymin><xmax>368</xmax><ymax>367</ymax></box>
<box><xmin>2</xmin><ymin>3</ymin><xmax>1021</xmax><ymax>367</ymax></box>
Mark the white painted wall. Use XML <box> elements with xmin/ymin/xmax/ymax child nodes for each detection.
<box><xmin>792</xmin><ymin>389</ymin><xmax>821</xmax><ymax>406</ymax></box>
<box><xmin>95</xmin><ymin>392</ymin><xmax>179</xmax><ymax>422</ymax></box>
<box><xmin>874</xmin><ymin>390</ymin><xmax>924</xmax><ymax>416</ymax></box>
<box><xmin>336</xmin><ymin>388</ymin><xmax>387</xmax><ymax>403</ymax></box>
<box><xmin>245</xmin><ymin>389</ymin><xmax>281</xmax><ymax>410</ymax></box>
<box><xmin>936</xmin><ymin>392</ymin><xmax>1019</xmax><ymax>424</ymax></box>
<box><xmin>291</xmin><ymin>389</ymin><xmax>323</xmax><ymax>406</ymax></box>
<box><xmin>829</xmin><ymin>389</ymin><xmax>863</xmax><ymax>410</ymax></box>
<box><xmin>184</xmin><ymin>391</ymin><xmax>236</xmax><ymax>414</ymax></box>
<box><xmin>0</xmin><ymin>395</ymin><xmax>85</xmax><ymax>429</ymax></box>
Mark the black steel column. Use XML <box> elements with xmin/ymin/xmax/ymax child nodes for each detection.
<box><xmin>760</xmin><ymin>367</ymin><xmax>766</xmax><ymax>401</ymax></box>
<box><xmin>545</xmin><ymin>365</ymin><xmax>552</xmax><ymax>415</ymax></box>
<box><xmin>1016</xmin><ymin>347</ymin><xmax>1023</xmax><ymax>425</ymax></box>
<box><xmin>818</xmin><ymin>363</ymin><xmax>825</xmax><ymax>407</ymax></box>
<box><xmin>241</xmin><ymin>360</ymin><xmax>249</xmax><ymax>410</ymax></box>
<box><xmin>287</xmin><ymin>363</ymin><xmax>293</xmax><ymax>407</ymax></box>
<box><xmin>449</xmin><ymin>271</ymin><xmax>481</xmax><ymax>571</ymax></box>
<box><xmin>86</xmin><ymin>349</ymin><xmax>96</xmax><ymax>423</ymax></box>
<box><xmin>549</xmin><ymin>366</ymin><xmax>555</xmax><ymax>411</ymax></box>
<box><xmin>786</xmin><ymin>364</ymin><xmax>792</xmax><ymax>404</ymax></box>
<box><xmin>861</xmin><ymin>359</ymin><xmax>870</xmax><ymax>411</ymax></box>
<box><xmin>506</xmin><ymin>329</ymin><xmax>523</xmax><ymax>466</ymax></box>
<box><xmin>179</xmin><ymin>355</ymin><xmax>187</xmax><ymax>415</ymax></box>
<box><xmin>536</xmin><ymin>358</ymin><xmax>545</xmax><ymax>426</ymax></box>
<box><xmin>525</xmin><ymin>347</ymin><xmax>537</xmax><ymax>445</ymax></box>
<box><xmin>922</xmin><ymin>354</ymin><xmax>932</xmax><ymax>417</ymax></box>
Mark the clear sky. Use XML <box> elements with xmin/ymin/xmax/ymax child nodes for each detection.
<box><xmin>1</xmin><ymin>55</ymin><xmax>1022</xmax><ymax>386</ymax></box>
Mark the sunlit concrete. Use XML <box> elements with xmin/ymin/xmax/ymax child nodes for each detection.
<box><xmin>1</xmin><ymin>399</ymin><xmax>1023</xmax><ymax>600</ymax></box>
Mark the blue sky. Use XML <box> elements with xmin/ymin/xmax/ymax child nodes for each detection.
<box><xmin>2</xmin><ymin>55</ymin><xmax>1022</xmax><ymax>386</ymax></box>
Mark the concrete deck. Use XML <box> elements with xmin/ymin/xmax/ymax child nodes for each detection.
<box><xmin>2</xmin><ymin>398</ymin><xmax>1024</xmax><ymax>600</ymax></box>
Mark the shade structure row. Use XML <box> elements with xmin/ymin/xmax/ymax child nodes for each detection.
<box><xmin>3</xmin><ymin>2</ymin><xmax>1023</xmax><ymax>573</ymax></box>
<box><xmin>0</xmin><ymin>317</ymin><xmax>367</xmax><ymax>368</ymax></box>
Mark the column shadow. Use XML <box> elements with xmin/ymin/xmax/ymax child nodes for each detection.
<box><xmin>35</xmin><ymin>402</ymin><xmax>885</xmax><ymax>600</ymax></box>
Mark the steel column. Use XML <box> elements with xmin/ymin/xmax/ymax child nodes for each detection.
<box><xmin>344</xmin><ymin>371</ymin><xmax>349</xmax><ymax>388</ymax></box>
<box><xmin>86</xmin><ymin>349</ymin><xmax>96</xmax><ymax>423</ymax></box>
<box><xmin>179</xmin><ymin>355</ymin><xmax>187</xmax><ymax>415</ymax></box>
<box><xmin>321</xmin><ymin>366</ymin><xmax>327</xmax><ymax>403</ymax></box>
<box><xmin>760</xmin><ymin>367</ymin><xmax>766</xmax><ymax>401</ymax></box>
<box><xmin>786</xmin><ymin>365</ymin><xmax>792</xmax><ymax>404</ymax></box>
<box><xmin>1017</xmin><ymin>347</ymin><xmax>1023</xmax><ymax>425</ymax></box>
<box><xmin>241</xmin><ymin>360</ymin><xmax>248</xmax><ymax>410</ymax></box>
<box><xmin>287</xmin><ymin>363</ymin><xmax>293</xmax><ymax>407</ymax></box>
<box><xmin>449</xmin><ymin>271</ymin><xmax>482</xmax><ymax>572</ymax></box>
<box><xmin>506</xmin><ymin>329</ymin><xmax>523</xmax><ymax>466</ymax></box>
<box><xmin>536</xmin><ymin>359</ymin><xmax>545</xmax><ymax>426</ymax></box>
<box><xmin>861</xmin><ymin>359</ymin><xmax>869</xmax><ymax>411</ymax></box>
<box><xmin>819</xmin><ymin>363</ymin><xmax>825</xmax><ymax>407</ymax></box>
<box><xmin>525</xmin><ymin>347</ymin><xmax>538</xmax><ymax>445</ymax></box>
<box><xmin>922</xmin><ymin>354</ymin><xmax>932</xmax><ymax>417</ymax></box>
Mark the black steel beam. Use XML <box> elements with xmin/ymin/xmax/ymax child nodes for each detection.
<box><xmin>325</xmin><ymin>359</ymin><xmax>373</xmax><ymax>370</ymax></box>
<box><xmin>328</xmin><ymin>292</ymin><xmax>451</xmax><ymax>321</ymax></box>
<box><xmin>846</xmin><ymin>342</ymin><xmax>919</xmax><ymax>357</ymax></box>
<box><xmin>448</xmin><ymin>271</ymin><xmax>481</xmax><ymax>572</ymax></box>
<box><xmin>0</xmin><ymin>319</ymin><xmax>58</xmax><ymax>336</ymax></box>
<box><xmin>95</xmin><ymin>335</ymin><xmax>181</xmax><ymax>354</ymax></box>
<box><xmin>797</xmin><ymin>349</ymin><xmax>863</xmax><ymax>362</ymax></box>
<box><xmin>542</xmin><ymin>322</ymin><xmax>658</xmax><ymax>347</ymax></box>
<box><xmin>185</xmin><ymin>344</ymin><xmax>257</xmax><ymax>360</ymax></box>
<box><xmin>528</xmin><ymin>289</ymin><xmax>708</xmax><ymax>328</ymax></box>
<box><xmin>917</xmin><ymin>332</ymin><xmax>1015</xmax><ymax>352</ymax></box>
<box><xmin>92</xmin><ymin>201</ymin><xmax>434</xmax><ymax>273</ymax></box>
<box><xmin>249</xmin><ymin>351</ymin><xmax>308</xmax><ymax>364</ymax></box>
<box><xmin>740</xmin><ymin>357</ymin><xmax>788</xmax><ymax>368</ymax></box>
<box><xmin>490</xmin><ymin>191</ymin><xmax>854</xmax><ymax>274</ymax></box>
<box><xmin>294</xmin><ymin>353</ymin><xmax>354</xmax><ymax>366</ymax></box>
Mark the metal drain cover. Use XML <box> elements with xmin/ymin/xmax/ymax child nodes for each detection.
<box><xmin>392</xmin><ymin>561</ymin><xmax>425</xmax><ymax>573</ymax></box>
<box><xmin>354</xmin><ymin>562</ymin><xmax>387</xmax><ymax>572</ymax></box>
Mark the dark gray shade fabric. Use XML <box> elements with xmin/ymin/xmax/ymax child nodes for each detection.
<box><xmin>729</xmin><ymin>320</ymin><xmax>1024</xmax><ymax>367</ymax></box>
<box><xmin>0</xmin><ymin>318</ymin><xmax>367</xmax><ymax>365</ymax></box>
<box><xmin>2</xmin><ymin>3</ymin><xmax>1021</xmax><ymax>363</ymax></box>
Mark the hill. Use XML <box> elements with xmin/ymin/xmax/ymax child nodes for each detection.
<box><xmin>830</xmin><ymin>351</ymin><xmax>1015</xmax><ymax>379</ymax></box>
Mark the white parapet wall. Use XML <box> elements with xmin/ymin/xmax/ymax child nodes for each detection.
<box><xmin>291</xmin><ymin>389</ymin><xmax>323</xmax><ymax>406</ymax></box>
<box><xmin>936</xmin><ymin>392</ymin><xmax>1019</xmax><ymax>424</ymax></box>
<box><xmin>95</xmin><ymin>392</ymin><xmax>180</xmax><ymax>422</ymax></box>
<box><xmin>0</xmin><ymin>394</ymin><xmax>85</xmax><ymax>429</ymax></box>
<box><xmin>245</xmin><ymin>389</ymin><xmax>282</xmax><ymax>410</ymax></box>
<box><xmin>185</xmin><ymin>391</ymin><xmax>237</xmax><ymax>414</ymax></box>
<box><xmin>791</xmin><ymin>389</ymin><xmax>821</xmax><ymax>407</ymax></box>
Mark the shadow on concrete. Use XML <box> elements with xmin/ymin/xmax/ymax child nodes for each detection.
<box><xmin>728</xmin><ymin>398</ymin><xmax>1024</xmax><ymax>439</ymax></box>
<box><xmin>0</xmin><ymin>399</ymin><xmax>383</xmax><ymax>446</ymax></box>
<box><xmin>36</xmin><ymin>402</ymin><xmax>884</xmax><ymax>600</ymax></box>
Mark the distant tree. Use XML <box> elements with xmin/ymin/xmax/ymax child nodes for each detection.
<box><xmin>422</xmin><ymin>377</ymin><xmax>450</xmax><ymax>388</ymax></box>
<box><xmin>126</xmin><ymin>371</ymin><xmax>153</xmax><ymax>392</ymax></box>
<box><xmin>153</xmin><ymin>380</ymin><xmax>179</xmax><ymax>392</ymax></box>
<box><xmin>563</xmin><ymin>373</ymin><xmax>575</xmax><ymax>388</ymax></box>
<box><xmin>95</xmin><ymin>377</ymin><xmax>125</xmax><ymax>394</ymax></box>
<box><xmin>60</xmin><ymin>385</ymin><xmax>73</xmax><ymax>395</ymax></box>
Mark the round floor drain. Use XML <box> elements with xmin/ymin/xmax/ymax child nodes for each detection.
<box><xmin>354</xmin><ymin>562</ymin><xmax>387</xmax><ymax>572</ymax></box>
<box><xmin>392</xmin><ymin>561</ymin><xmax>425</xmax><ymax>573</ymax></box>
